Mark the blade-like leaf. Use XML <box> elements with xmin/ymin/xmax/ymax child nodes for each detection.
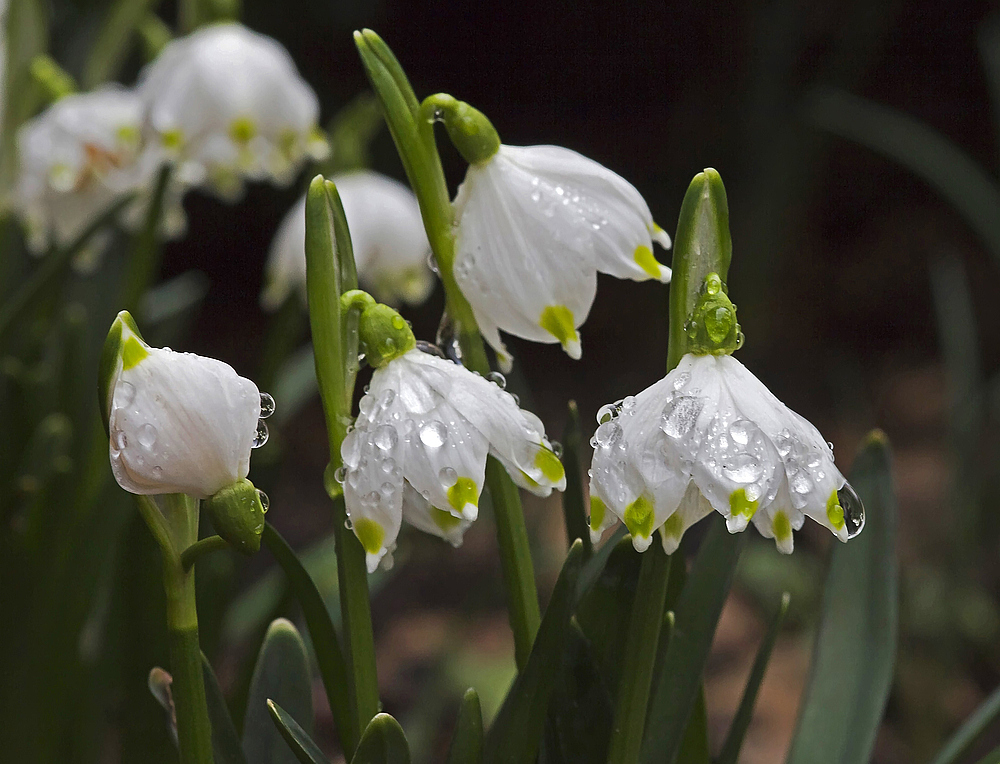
<box><xmin>261</xmin><ymin>524</ymin><xmax>355</xmax><ymax>753</ymax></box>
<box><xmin>484</xmin><ymin>541</ymin><xmax>585</xmax><ymax>764</ymax></box>
<box><xmin>351</xmin><ymin>713</ymin><xmax>411</xmax><ymax>764</ymax></box>
<box><xmin>561</xmin><ymin>401</ymin><xmax>591</xmax><ymax>556</ymax></box>
<box><xmin>785</xmin><ymin>432</ymin><xmax>898</xmax><ymax>764</ymax></box>
<box><xmin>243</xmin><ymin>619</ymin><xmax>314</xmax><ymax>764</ymax></box>
<box><xmin>446</xmin><ymin>689</ymin><xmax>483</xmax><ymax>764</ymax></box>
<box><xmin>202</xmin><ymin>653</ymin><xmax>248</xmax><ymax>764</ymax></box>
<box><xmin>675</xmin><ymin>688</ymin><xmax>710</xmax><ymax>764</ymax></box>
<box><xmin>82</xmin><ymin>0</ymin><xmax>160</xmax><ymax>87</ymax></box>
<box><xmin>267</xmin><ymin>701</ymin><xmax>329</xmax><ymax>764</ymax></box>
<box><xmin>717</xmin><ymin>592</ymin><xmax>790</xmax><ymax>764</ymax></box>
<box><xmin>930</xmin><ymin>682</ymin><xmax>1000</xmax><ymax>764</ymax></box>
<box><xmin>641</xmin><ymin>516</ymin><xmax>746</xmax><ymax>764</ymax></box>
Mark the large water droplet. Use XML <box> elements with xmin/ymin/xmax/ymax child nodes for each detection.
<box><xmin>415</xmin><ymin>340</ymin><xmax>447</xmax><ymax>359</ymax></box>
<box><xmin>362</xmin><ymin>490</ymin><xmax>381</xmax><ymax>507</ymax></box>
<box><xmin>661</xmin><ymin>395</ymin><xmax>703</xmax><ymax>439</ymax></box>
<box><xmin>252</xmin><ymin>420</ymin><xmax>269</xmax><ymax>448</ymax></box>
<box><xmin>672</xmin><ymin>372</ymin><xmax>690</xmax><ymax>391</ymax></box>
<box><xmin>137</xmin><ymin>423</ymin><xmax>157</xmax><ymax>448</ymax></box>
<box><xmin>419</xmin><ymin>421</ymin><xmax>448</xmax><ymax>448</ymax></box>
<box><xmin>259</xmin><ymin>392</ymin><xmax>276</xmax><ymax>419</ymax></box>
<box><xmin>592</xmin><ymin>421</ymin><xmax>622</xmax><ymax>448</ymax></box>
<box><xmin>113</xmin><ymin>430</ymin><xmax>127</xmax><ymax>450</ymax></box>
<box><xmin>374</xmin><ymin>424</ymin><xmax>398</xmax><ymax>451</ymax></box>
<box><xmin>486</xmin><ymin>371</ymin><xmax>506</xmax><ymax>389</ymax></box>
<box><xmin>334</xmin><ymin>466</ymin><xmax>347</xmax><ymax>484</ymax></box>
<box><xmin>729</xmin><ymin>419</ymin><xmax>752</xmax><ymax>447</ymax></box>
<box><xmin>378</xmin><ymin>388</ymin><xmax>396</xmax><ymax>409</ymax></box>
<box><xmin>381</xmin><ymin>481</ymin><xmax>396</xmax><ymax>496</ymax></box>
<box><xmin>257</xmin><ymin>489</ymin><xmax>269</xmax><ymax>513</ymax></box>
<box><xmin>791</xmin><ymin>471</ymin><xmax>813</xmax><ymax>494</ymax></box>
<box><xmin>439</xmin><ymin>466</ymin><xmax>458</xmax><ymax>487</ymax></box>
<box><xmin>597</xmin><ymin>403</ymin><xmax>618</xmax><ymax>424</ymax></box>
<box><xmin>838</xmin><ymin>482</ymin><xmax>865</xmax><ymax>538</ymax></box>
<box><xmin>116</xmin><ymin>381</ymin><xmax>136</xmax><ymax>408</ymax></box>
<box><xmin>381</xmin><ymin>458</ymin><xmax>396</xmax><ymax>474</ymax></box>
<box><xmin>551</xmin><ymin>441</ymin><xmax>563</xmax><ymax>458</ymax></box>
<box><xmin>722</xmin><ymin>455</ymin><xmax>762</xmax><ymax>483</ymax></box>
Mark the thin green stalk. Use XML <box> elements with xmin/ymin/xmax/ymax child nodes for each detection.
<box><xmin>180</xmin><ymin>535</ymin><xmax>228</xmax><ymax>572</ymax></box>
<box><xmin>354</xmin><ymin>29</ymin><xmax>540</xmax><ymax>665</ymax></box>
<box><xmin>606</xmin><ymin>551</ymin><xmax>672</xmax><ymax>764</ymax></box>
<box><xmin>561</xmin><ymin>400</ymin><xmax>592</xmax><ymax>557</ymax></box>
<box><xmin>122</xmin><ymin>165</ymin><xmax>171</xmax><ymax>315</ymax></box>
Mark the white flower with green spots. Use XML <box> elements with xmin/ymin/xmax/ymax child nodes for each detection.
<box><xmin>339</xmin><ymin>345</ymin><xmax>566</xmax><ymax>572</ymax></box>
<box><xmin>588</xmin><ymin>353</ymin><xmax>865</xmax><ymax>555</ymax></box>
<box><xmin>137</xmin><ymin>22</ymin><xmax>327</xmax><ymax>199</ymax></box>
<box><xmin>261</xmin><ymin>171</ymin><xmax>433</xmax><ymax>310</ymax></box>
<box><xmin>101</xmin><ymin>313</ymin><xmax>265</xmax><ymax>499</ymax></box>
<box><xmin>452</xmin><ymin>144</ymin><xmax>671</xmax><ymax>365</ymax></box>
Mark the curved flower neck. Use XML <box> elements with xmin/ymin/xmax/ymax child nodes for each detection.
<box><xmin>341</xmin><ymin>289</ymin><xmax>416</xmax><ymax>367</ymax></box>
<box><xmin>684</xmin><ymin>272</ymin><xmax>743</xmax><ymax>356</ymax></box>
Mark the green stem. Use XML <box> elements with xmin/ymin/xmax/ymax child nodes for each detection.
<box><xmin>180</xmin><ymin>535</ymin><xmax>228</xmax><ymax>572</ymax></box>
<box><xmin>606</xmin><ymin>550</ymin><xmax>672</xmax><ymax>764</ymax></box>
<box><xmin>354</xmin><ymin>29</ymin><xmax>540</xmax><ymax>666</ymax></box>
<box><xmin>122</xmin><ymin>164</ymin><xmax>171</xmax><ymax>315</ymax></box>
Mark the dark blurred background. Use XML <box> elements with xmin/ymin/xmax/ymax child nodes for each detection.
<box><xmin>42</xmin><ymin>0</ymin><xmax>1000</xmax><ymax>761</ymax></box>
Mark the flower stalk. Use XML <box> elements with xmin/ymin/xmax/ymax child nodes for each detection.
<box><xmin>354</xmin><ymin>29</ymin><xmax>541</xmax><ymax>667</ymax></box>
<box><xmin>607</xmin><ymin>168</ymin><xmax>733</xmax><ymax>764</ymax></box>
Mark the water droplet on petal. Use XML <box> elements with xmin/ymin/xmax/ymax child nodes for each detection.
<box><xmin>722</xmin><ymin>454</ymin><xmax>762</xmax><ymax>483</ymax></box>
<box><xmin>592</xmin><ymin>421</ymin><xmax>622</xmax><ymax>448</ymax></box>
<box><xmin>415</xmin><ymin>340</ymin><xmax>447</xmax><ymax>359</ymax></box>
<box><xmin>381</xmin><ymin>458</ymin><xmax>396</xmax><ymax>474</ymax></box>
<box><xmin>426</xmin><ymin>252</ymin><xmax>439</xmax><ymax>274</ymax></box>
<box><xmin>345</xmin><ymin>517</ymin><xmax>354</xmax><ymax>530</ymax></box>
<box><xmin>257</xmin><ymin>489</ymin><xmax>269</xmax><ymax>513</ymax></box>
<box><xmin>419</xmin><ymin>421</ymin><xmax>448</xmax><ymax>448</ymax></box>
<box><xmin>137</xmin><ymin>423</ymin><xmax>157</xmax><ymax>448</ymax></box>
<box><xmin>486</xmin><ymin>371</ymin><xmax>506</xmax><ymax>389</ymax></box>
<box><xmin>672</xmin><ymin>372</ymin><xmax>690</xmax><ymax>391</ymax></box>
<box><xmin>661</xmin><ymin>396</ymin><xmax>703</xmax><ymax>439</ymax></box>
<box><xmin>729</xmin><ymin>419</ymin><xmax>752</xmax><ymax>446</ymax></box>
<box><xmin>838</xmin><ymin>482</ymin><xmax>865</xmax><ymax>537</ymax></box>
<box><xmin>113</xmin><ymin>431</ymin><xmax>128</xmax><ymax>450</ymax></box>
<box><xmin>116</xmin><ymin>381</ymin><xmax>136</xmax><ymax>408</ymax></box>
<box><xmin>378</xmin><ymin>388</ymin><xmax>396</xmax><ymax>409</ymax></box>
<box><xmin>381</xmin><ymin>481</ymin><xmax>395</xmax><ymax>496</ymax></box>
<box><xmin>334</xmin><ymin>466</ymin><xmax>347</xmax><ymax>483</ymax></box>
<box><xmin>791</xmin><ymin>471</ymin><xmax>813</xmax><ymax>494</ymax></box>
<box><xmin>439</xmin><ymin>466</ymin><xmax>458</xmax><ymax>487</ymax></box>
<box><xmin>551</xmin><ymin>441</ymin><xmax>563</xmax><ymax>458</ymax></box>
<box><xmin>374</xmin><ymin>424</ymin><xmax>398</xmax><ymax>451</ymax></box>
<box><xmin>259</xmin><ymin>392</ymin><xmax>276</xmax><ymax>418</ymax></box>
<box><xmin>510</xmin><ymin>393</ymin><xmax>520</xmax><ymax>406</ymax></box>
<box><xmin>597</xmin><ymin>404</ymin><xmax>618</xmax><ymax>424</ymax></box>
<box><xmin>252</xmin><ymin>420</ymin><xmax>269</xmax><ymax>448</ymax></box>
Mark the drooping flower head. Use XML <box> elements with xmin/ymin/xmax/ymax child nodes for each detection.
<box><xmin>437</xmin><ymin>95</ymin><xmax>671</xmax><ymax>364</ymax></box>
<box><xmin>337</xmin><ymin>295</ymin><xmax>566</xmax><ymax>571</ymax></box>
<box><xmin>589</xmin><ymin>274</ymin><xmax>864</xmax><ymax>554</ymax></box>
<box><xmin>13</xmin><ymin>86</ymin><xmax>158</xmax><ymax>255</ymax></box>
<box><xmin>261</xmin><ymin>171</ymin><xmax>433</xmax><ymax>310</ymax></box>
<box><xmin>100</xmin><ymin>311</ymin><xmax>272</xmax><ymax>551</ymax></box>
<box><xmin>137</xmin><ymin>22</ymin><xmax>327</xmax><ymax>198</ymax></box>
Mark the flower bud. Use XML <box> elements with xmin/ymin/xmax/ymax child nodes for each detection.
<box><xmin>203</xmin><ymin>478</ymin><xmax>266</xmax><ymax>554</ymax></box>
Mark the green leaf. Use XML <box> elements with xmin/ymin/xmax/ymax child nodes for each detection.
<box><xmin>641</xmin><ymin>516</ymin><xmax>745</xmax><ymax>764</ymax></box>
<box><xmin>322</xmin><ymin>93</ymin><xmax>385</xmax><ymax>175</ymax></box>
<box><xmin>675</xmin><ymin>688</ymin><xmax>710</xmax><ymax>764</ymax></box>
<box><xmin>202</xmin><ymin>653</ymin><xmax>248</xmax><ymax>764</ymax></box>
<box><xmin>807</xmin><ymin>88</ymin><xmax>1000</xmax><ymax>265</ymax></box>
<box><xmin>82</xmin><ymin>0</ymin><xmax>161</xmax><ymax>88</ymax></box>
<box><xmin>267</xmin><ymin>700</ymin><xmax>329</xmax><ymax>764</ymax></box>
<box><xmin>483</xmin><ymin>541</ymin><xmax>584</xmax><ymax>764</ymax></box>
<box><xmin>243</xmin><ymin>619</ymin><xmax>314</xmax><ymax>764</ymax></box>
<box><xmin>560</xmin><ymin>401</ymin><xmax>591</xmax><ymax>557</ymax></box>
<box><xmin>261</xmin><ymin>524</ymin><xmax>355</xmax><ymax>753</ymax></box>
<box><xmin>785</xmin><ymin>432</ymin><xmax>898</xmax><ymax>764</ymax></box>
<box><xmin>717</xmin><ymin>592</ymin><xmax>790</xmax><ymax>764</ymax></box>
<box><xmin>446</xmin><ymin>689</ymin><xmax>484</xmax><ymax>764</ymax></box>
<box><xmin>351</xmin><ymin>714</ymin><xmax>411</xmax><ymax>764</ymax></box>
<box><xmin>930</xmin><ymin>682</ymin><xmax>1000</xmax><ymax>764</ymax></box>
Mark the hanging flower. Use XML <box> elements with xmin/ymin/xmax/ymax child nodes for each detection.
<box><xmin>137</xmin><ymin>22</ymin><xmax>327</xmax><ymax>199</ymax></box>
<box><xmin>261</xmin><ymin>171</ymin><xmax>433</xmax><ymax>310</ymax></box>
<box><xmin>13</xmin><ymin>85</ymin><xmax>163</xmax><ymax>257</ymax></box>
<box><xmin>337</xmin><ymin>301</ymin><xmax>565</xmax><ymax>571</ymax></box>
<box><xmin>452</xmin><ymin>143</ymin><xmax>672</xmax><ymax>363</ymax></box>
<box><xmin>589</xmin><ymin>275</ymin><xmax>864</xmax><ymax>554</ymax></box>
<box><xmin>99</xmin><ymin>311</ymin><xmax>272</xmax><ymax>500</ymax></box>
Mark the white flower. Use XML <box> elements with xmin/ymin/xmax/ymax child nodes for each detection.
<box><xmin>137</xmin><ymin>22</ymin><xmax>327</xmax><ymax>198</ymax></box>
<box><xmin>452</xmin><ymin>144</ymin><xmax>671</xmax><ymax>363</ymax></box>
<box><xmin>589</xmin><ymin>353</ymin><xmax>865</xmax><ymax>554</ymax></box>
<box><xmin>102</xmin><ymin>313</ymin><xmax>267</xmax><ymax>499</ymax></box>
<box><xmin>13</xmin><ymin>85</ymin><xmax>160</xmax><ymax>255</ymax></box>
<box><xmin>339</xmin><ymin>345</ymin><xmax>566</xmax><ymax>571</ymax></box>
<box><xmin>261</xmin><ymin>171</ymin><xmax>433</xmax><ymax>309</ymax></box>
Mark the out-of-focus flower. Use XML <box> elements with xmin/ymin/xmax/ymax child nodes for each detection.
<box><xmin>452</xmin><ymin>144</ymin><xmax>671</xmax><ymax>363</ymax></box>
<box><xmin>100</xmin><ymin>311</ymin><xmax>270</xmax><ymax>500</ymax></box>
<box><xmin>262</xmin><ymin>171</ymin><xmax>433</xmax><ymax>310</ymax></box>
<box><xmin>137</xmin><ymin>22</ymin><xmax>327</xmax><ymax>199</ymax></box>
<box><xmin>340</xmin><ymin>341</ymin><xmax>565</xmax><ymax>572</ymax></box>
<box><xmin>13</xmin><ymin>85</ymin><xmax>162</xmax><ymax>256</ymax></box>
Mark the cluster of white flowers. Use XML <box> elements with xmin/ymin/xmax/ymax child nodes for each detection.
<box><xmin>13</xmin><ymin>22</ymin><xmax>325</xmax><ymax>254</ymax></box>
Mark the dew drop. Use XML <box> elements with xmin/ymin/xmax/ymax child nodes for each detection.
<box><xmin>257</xmin><ymin>489</ymin><xmax>269</xmax><ymax>513</ymax></box>
<box><xmin>113</xmin><ymin>430</ymin><xmax>128</xmax><ymax>450</ymax></box>
<box><xmin>661</xmin><ymin>396</ymin><xmax>703</xmax><ymax>439</ymax></box>
<box><xmin>374</xmin><ymin>424</ymin><xmax>398</xmax><ymax>451</ymax></box>
<box><xmin>152</xmin><ymin>465</ymin><xmax>163</xmax><ymax>477</ymax></box>
<box><xmin>137</xmin><ymin>423</ymin><xmax>158</xmax><ymax>448</ymax></box>
<box><xmin>116</xmin><ymin>381</ymin><xmax>136</xmax><ymax>408</ymax></box>
<box><xmin>597</xmin><ymin>403</ymin><xmax>618</xmax><ymax>424</ymax></box>
<box><xmin>551</xmin><ymin>441</ymin><xmax>563</xmax><ymax>458</ymax></box>
<box><xmin>837</xmin><ymin>482</ymin><xmax>865</xmax><ymax>537</ymax></box>
<box><xmin>334</xmin><ymin>466</ymin><xmax>347</xmax><ymax>484</ymax></box>
<box><xmin>722</xmin><ymin>455</ymin><xmax>762</xmax><ymax>483</ymax></box>
<box><xmin>593</xmin><ymin>421</ymin><xmax>622</xmax><ymax>448</ymax></box>
<box><xmin>381</xmin><ymin>458</ymin><xmax>396</xmax><ymax>474</ymax></box>
<box><xmin>510</xmin><ymin>393</ymin><xmax>520</xmax><ymax>406</ymax></box>
<box><xmin>381</xmin><ymin>481</ymin><xmax>395</xmax><ymax>496</ymax></box>
<box><xmin>378</xmin><ymin>388</ymin><xmax>396</xmax><ymax>409</ymax></box>
<box><xmin>486</xmin><ymin>371</ymin><xmax>506</xmax><ymax>389</ymax></box>
<box><xmin>439</xmin><ymin>466</ymin><xmax>458</xmax><ymax>487</ymax></box>
<box><xmin>791</xmin><ymin>471</ymin><xmax>813</xmax><ymax>494</ymax></box>
<box><xmin>729</xmin><ymin>419</ymin><xmax>752</xmax><ymax>446</ymax></box>
<box><xmin>252</xmin><ymin>420</ymin><xmax>269</xmax><ymax>448</ymax></box>
<box><xmin>419</xmin><ymin>421</ymin><xmax>448</xmax><ymax>448</ymax></box>
<box><xmin>345</xmin><ymin>517</ymin><xmax>353</xmax><ymax>530</ymax></box>
<box><xmin>259</xmin><ymin>392</ymin><xmax>276</xmax><ymax>419</ymax></box>
<box><xmin>415</xmin><ymin>340</ymin><xmax>447</xmax><ymax>359</ymax></box>
<box><xmin>426</xmin><ymin>252</ymin><xmax>439</xmax><ymax>274</ymax></box>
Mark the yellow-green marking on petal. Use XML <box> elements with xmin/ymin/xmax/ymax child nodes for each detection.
<box><xmin>230</xmin><ymin>116</ymin><xmax>257</xmax><ymax>144</ymax></box>
<box><xmin>826</xmin><ymin>489</ymin><xmax>845</xmax><ymax>531</ymax></box>
<box><xmin>534</xmin><ymin>448</ymin><xmax>565</xmax><ymax>484</ymax></box>
<box><xmin>431</xmin><ymin>507</ymin><xmax>463</xmax><ymax>533</ymax></box>
<box><xmin>448</xmin><ymin>477</ymin><xmax>479</xmax><ymax>513</ymax></box>
<box><xmin>624</xmin><ymin>495</ymin><xmax>655</xmax><ymax>540</ymax></box>
<box><xmin>589</xmin><ymin>495</ymin><xmax>606</xmax><ymax>532</ymax></box>
<box><xmin>730</xmin><ymin>488</ymin><xmax>758</xmax><ymax>520</ymax></box>
<box><xmin>539</xmin><ymin>305</ymin><xmax>580</xmax><ymax>357</ymax></box>
<box><xmin>661</xmin><ymin>512</ymin><xmax>684</xmax><ymax>541</ymax></box>
<box><xmin>773</xmin><ymin>510</ymin><xmax>792</xmax><ymax>543</ymax></box>
<box><xmin>121</xmin><ymin>335</ymin><xmax>149</xmax><ymax>370</ymax></box>
<box><xmin>634</xmin><ymin>245</ymin><xmax>663</xmax><ymax>279</ymax></box>
<box><xmin>353</xmin><ymin>517</ymin><xmax>385</xmax><ymax>555</ymax></box>
<box><xmin>161</xmin><ymin>129</ymin><xmax>183</xmax><ymax>150</ymax></box>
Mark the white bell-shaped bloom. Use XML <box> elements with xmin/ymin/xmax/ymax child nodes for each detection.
<box><xmin>104</xmin><ymin>317</ymin><xmax>265</xmax><ymax>498</ymax></box>
<box><xmin>589</xmin><ymin>353</ymin><xmax>865</xmax><ymax>554</ymax></box>
<box><xmin>339</xmin><ymin>345</ymin><xmax>566</xmax><ymax>571</ymax></box>
<box><xmin>452</xmin><ymin>144</ymin><xmax>672</xmax><ymax>363</ymax></box>
<box><xmin>13</xmin><ymin>85</ymin><xmax>161</xmax><ymax>254</ymax></box>
<box><xmin>137</xmin><ymin>22</ymin><xmax>327</xmax><ymax>198</ymax></box>
<box><xmin>261</xmin><ymin>171</ymin><xmax>432</xmax><ymax>309</ymax></box>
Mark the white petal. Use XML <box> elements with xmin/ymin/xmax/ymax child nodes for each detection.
<box><xmin>453</xmin><ymin>145</ymin><xmax>597</xmax><ymax>357</ymax></box>
<box><xmin>108</xmin><ymin>334</ymin><xmax>260</xmax><ymax>499</ymax></box>
<box><xmin>658</xmin><ymin>482</ymin><xmax>714</xmax><ymax>555</ymax></box>
<box><xmin>498</xmin><ymin>145</ymin><xmax>671</xmax><ymax>282</ymax></box>
<box><xmin>400</xmin><ymin>480</ymin><xmax>472</xmax><ymax>547</ymax></box>
<box><xmin>751</xmin><ymin>477</ymin><xmax>805</xmax><ymax>554</ymax></box>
